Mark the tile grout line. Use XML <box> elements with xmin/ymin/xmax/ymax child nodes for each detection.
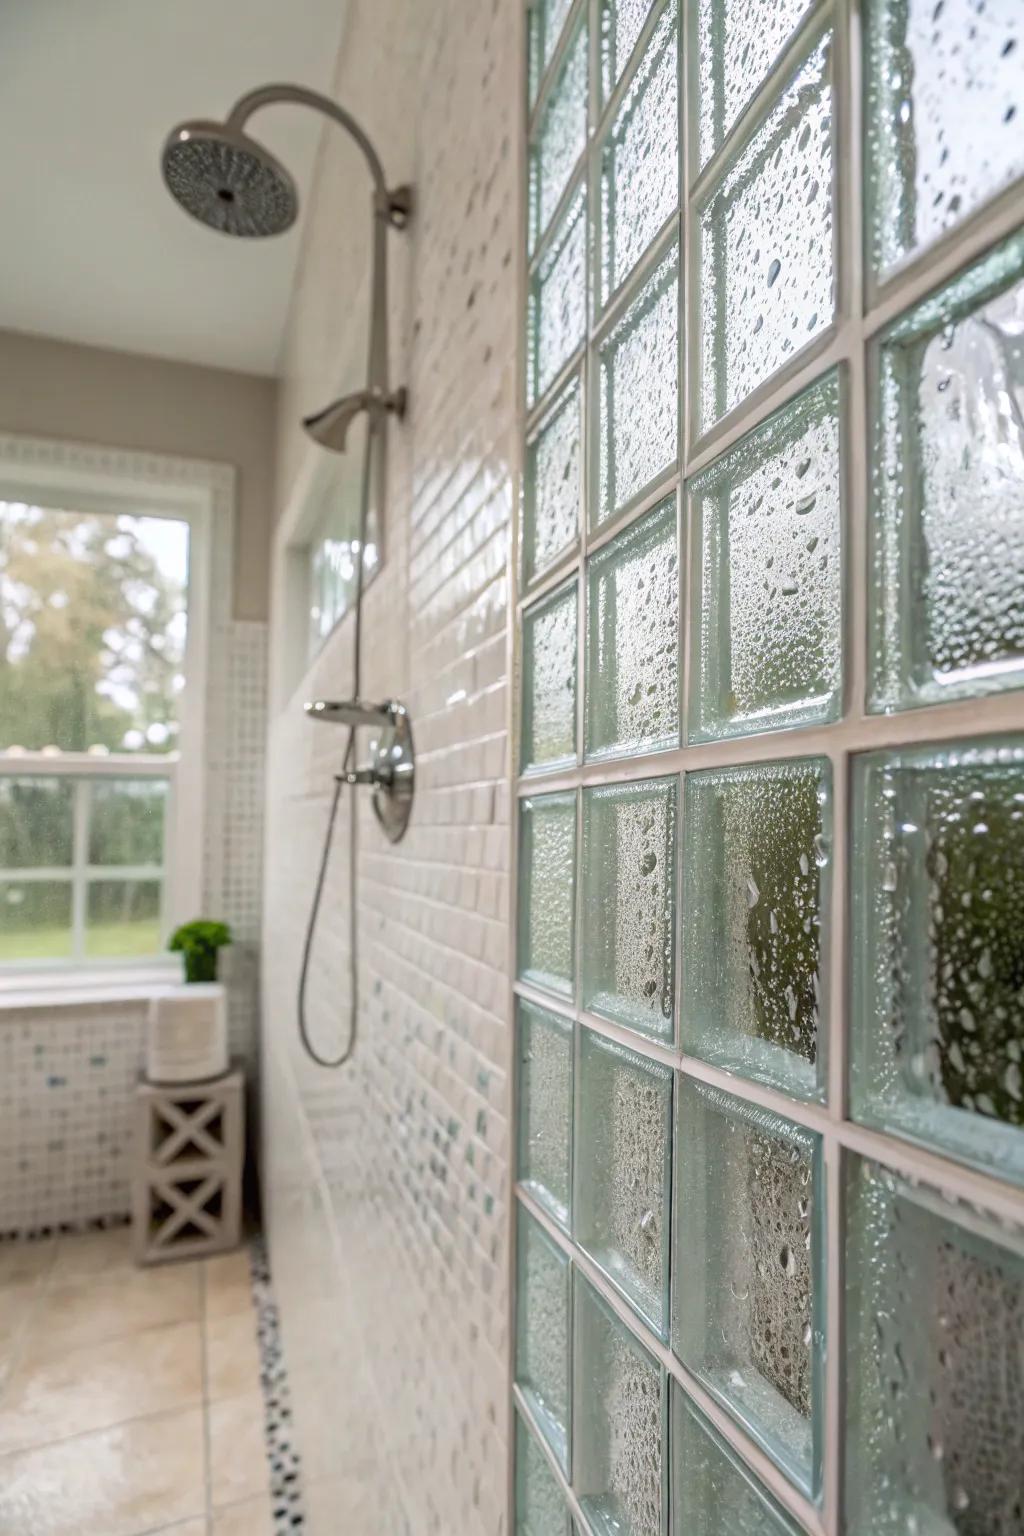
<box><xmin>199</xmin><ymin>1261</ymin><xmax>214</xmax><ymax>1536</ymax></box>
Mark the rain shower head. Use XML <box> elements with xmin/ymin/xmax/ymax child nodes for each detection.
<box><xmin>161</xmin><ymin>119</ymin><xmax>299</xmax><ymax>238</ymax></box>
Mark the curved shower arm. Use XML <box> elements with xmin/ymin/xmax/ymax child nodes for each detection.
<box><xmin>225</xmin><ymin>82</ymin><xmax>390</xmax><ymax>206</ymax></box>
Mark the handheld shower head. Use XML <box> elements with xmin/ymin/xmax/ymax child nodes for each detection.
<box><xmin>161</xmin><ymin>120</ymin><xmax>298</xmax><ymax>238</ymax></box>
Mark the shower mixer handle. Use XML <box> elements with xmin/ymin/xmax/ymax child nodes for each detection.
<box><xmin>304</xmin><ymin>698</ymin><xmax>415</xmax><ymax>845</ymax></box>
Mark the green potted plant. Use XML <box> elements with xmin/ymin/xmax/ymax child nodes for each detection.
<box><xmin>169</xmin><ymin>919</ymin><xmax>233</xmax><ymax>984</ymax></box>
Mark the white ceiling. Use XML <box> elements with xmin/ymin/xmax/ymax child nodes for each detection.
<box><xmin>0</xmin><ymin>0</ymin><xmax>350</xmax><ymax>375</ymax></box>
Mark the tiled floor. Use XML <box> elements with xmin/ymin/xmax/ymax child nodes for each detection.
<box><xmin>0</xmin><ymin>1228</ymin><xmax>274</xmax><ymax>1536</ymax></box>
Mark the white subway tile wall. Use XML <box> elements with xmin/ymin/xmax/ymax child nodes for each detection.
<box><xmin>261</xmin><ymin>0</ymin><xmax>518</xmax><ymax>1531</ymax></box>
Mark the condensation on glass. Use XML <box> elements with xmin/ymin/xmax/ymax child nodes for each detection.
<box><xmin>870</xmin><ymin>233</ymin><xmax>1024</xmax><ymax>712</ymax></box>
<box><xmin>522</xmin><ymin>578</ymin><xmax>578</xmax><ymax>770</ymax></box>
<box><xmin>514</xmin><ymin>0</ymin><xmax>1024</xmax><ymax>1531</ymax></box>
<box><xmin>689</xmin><ymin>371</ymin><xmax>843</xmax><ymax>742</ymax></box>
<box><xmin>682</xmin><ymin>757</ymin><xmax>832</xmax><ymax>1102</ymax></box>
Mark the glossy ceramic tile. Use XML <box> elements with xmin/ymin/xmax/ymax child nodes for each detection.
<box><xmin>206</xmin><ymin>1308</ymin><xmax>263</xmax><ymax>1402</ymax></box>
<box><xmin>23</xmin><ymin>1262</ymin><xmax>201</xmax><ymax>1359</ymax></box>
<box><xmin>0</xmin><ymin>1319</ymin><xmax>203</xmax><ymax>1457</ymax></box>
<box><xmin>212</xmin><ymin>1495</ymin><xmax>277</xmax><ymax>1536</ymax></box>
<box><xmin>209</xmin><ymin>1389</ymin><xmax>272</xmax><ymax>1509</ymax></box>
<box><xmin>0</xmin><ymin>1406</ymin><xmax>206</xmax><ymax>1536</ymax></box>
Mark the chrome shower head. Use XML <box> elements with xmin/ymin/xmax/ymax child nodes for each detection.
<box><xmin>304</xmin><ymin>698</ymin><xmax>398</xmax><ymax>729</ymax></box>
<box><xmin>161</xmin><ymin>119</ymin><xmax>298</xmax><ymax>238</ymax></box>
<box><xmin>303</xmin><ymin>387</ymin><xmax>407</xmax><ymax>453</ymax></box>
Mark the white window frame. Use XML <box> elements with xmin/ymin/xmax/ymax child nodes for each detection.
<box><xmin>0</xmin><ymin>434</ymin><xmax>229</xmax><ymax>992</ymax></box>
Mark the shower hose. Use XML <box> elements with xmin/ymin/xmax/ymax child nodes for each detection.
<box><xmin>296</xmin><ymin>416</ymin><xmax>376</xmax><ymax>1069</ymax></box>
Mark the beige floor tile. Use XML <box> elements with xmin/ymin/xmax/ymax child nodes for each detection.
<box><xmin>0</xmin><ymin>1237</ymin><xmax>56</xmax><ymax>1289</ymax></box>
<box><xmin>211</xmin><ymin>1494</ymin><xmax>274</xmax><ymax>1536</ymax></box>
<box><xmin>0</xmin><ymin>1404</ymin><xmax>205</xmax><ymax>1536</ymax></box>
<box><xmin>0</xmin><ymin>1278</ymin><xmax>42</xmax><ymax>1389</ymax></box>
<box><xmin>0</xmin><ymin>1319</ymin><xmax>203</xmax><ymax>1456</ymax></box>
<box><xmin>208</xmin><ymin>1390</ymin><xmax>270</xmax><ymax>1509</ymax></box>
<box><xmin>205</xmin><ymin>1309</ymin><xmax>262</xmax><ymax>1402</ymax></box>
<box><xmin>51</xmin><ymin>1224</ymin><xmax>136</xmax><ymax>1281</ymax></box>
<box><xmin>24</xmin><ymin>1261</ymin><xmax>201</xmax><ymax>1359</ymax></box>
<box><xmin>202</xmin><ymin>1249</ymin><xmax>252</xmax><ymax>1319</ymax></box>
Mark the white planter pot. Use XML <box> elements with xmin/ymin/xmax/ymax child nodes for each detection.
<box><xmin>147</xmin><ymin>983</ymin><xmax>228</xmax><ymax>1084</ymax></box>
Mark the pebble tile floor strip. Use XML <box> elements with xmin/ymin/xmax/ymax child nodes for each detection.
<box><xmin>0</xmin><ymin>1226</ymin><xmax>302</xmax><ymax>1536</ymax></box>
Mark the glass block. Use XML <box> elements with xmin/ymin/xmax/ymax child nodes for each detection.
<box><xmin>516</xmin><ymin>1206</ymin><xmax>571</xmax><ymax>1470</ymax></box>
<box><xmin>689</xmin><ymin>371</ymin><xmax>842</xmax><ymax>741</ymax></box>
<box><xmin>671</xmin><ymin>1384</ymin><xmax>807</xmax><ymax>1535</ymax></box>
<box><xmin>0</xmin><ymin>777</ymin><xmax>73</xmax><ymax>868</ymax></box>
<box><xmin>529</xmin><ymin>187</ymin><xmax>587</xmax><ymax>407</ymax></box>
<box><xmin>600</xmin><ymin>0</ymin><xmax>658</xmax><ymax>105</ymax></box>
<box><xmin>575</xmin><ymin>1029</ymin><xmax>672</xmax><ymax>1335</ymax></box>
<box><xmin>573</xmin><ymin>1273</ymin><xmax>666</xmax><ymax>1536</ymax></box>
<box><xmin>529</xmin><ymin>0</ymin><xmax>576</xmax><ymax>106</ymax></box>
<box><xmin>851</xmin><ymin>737</ymin><xmax>1024</xmax><ymax>1187</ymax></box>
<box><xmin>598</xmin><ymin>2</ymin><xmax>678</xmax><ymax>308</ymax></box>
<box><xmin>866</xmin><ymin>0</ymin><xmax>1024</xmax><ymax>278</ymax></box>
<box><xmin>586</xmin><ymin>497</ymin><xmax>679</xmax><ymax>761</ymax></box>
<box><xmin>516</xmin><ymin>1412</ymin><xmax>570</xmax><ymax>1536</ymax></box>
<box><xmin>524</xmin><ymin>375</ymin><xmax>581</xmax><ymax>585</ymax></box>
<box><xmin>0</xmin><ymin>880</ymin><xmax>73</xmax><ymax>962</ymax></box>
<box><xmin>85</xmin><ymin>878</ymin><xmax>162</xmax><ymax>958</ymax></box>
<box><xmin>673</xmin><ymin>1079</ymin><xmax>824</xmax><ymax>1494</ymax></box>
<box><xmin>697</xmin><ymin>33</ymin><xmax>834</xmax><ymax>434</ymax></box>
<box><xmin>519</xmin><ymin>792</ymin><xmax>577</xmax><ymax>999</ymax></box>
<box><xmin>517</xmin><ymin>998</ymin><xmax>574</xmax><ymax>1230</ymax></box>
<box><xmin>88</xmin><ymin>778</ymin><xmax>167</xmax><ymax>865</ymax></box>
<box><xmin>682</xmin><ymin>758</ymin><xmax>832</xmax><ymax>1103</ymax></box>
<box><xmin>523</xmin><ymin>581</ymin><xmax>578</xmax><ymax>771</ymax></box>
<box><xmin>869</xmin><ymin>235</ymin><xmax>1024</xmax><ymax>712</ymax></box>
<box><xmin>597</xmin><ymin>242</ymin><xmax>679</xmax><ymax>527</ymax></box>
<box><xmin>530</xmin><ymin>18</ymin><xmax>588</xmax><ymax>252</ymax></box>
<box><xmin>845</xmin><ymin>1155</ymin><xmax>1024</xmax><ymax>1536</ymax></box>
<box><xmin>695</xmin><ymin>0</ymin><xmax>817</xmax><ymax>167</ymax></box>
<box><xmin>581</xmin><ymin>777</ymin><xmax>676</xmax><ymax>1040</ymax></box>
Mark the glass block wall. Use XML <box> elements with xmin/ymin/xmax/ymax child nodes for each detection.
<box><xmin>512</xmin><ymin>0</ymin><xmax>1024</xmax><ymax>1533</ymax></box>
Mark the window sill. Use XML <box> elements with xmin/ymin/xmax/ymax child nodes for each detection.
<box><xmin>0</xmin><ymin>962</ymin><xmax>183</xmax><ymax>1012</ymax></box>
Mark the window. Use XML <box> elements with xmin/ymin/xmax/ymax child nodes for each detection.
<box><xmin>0</xmin><ymin>448</ymin><xmax>213</xmax><ymax>975</ymax></box>
<box><xmin>303</xmin><ymin>429</ymin><xmax>380</xmax><ymax>663</ymax></box>
<box><xmin>512</xmin><ymin>1</ymin><xmax>1024</xmax><ymax>1534</ymax></box>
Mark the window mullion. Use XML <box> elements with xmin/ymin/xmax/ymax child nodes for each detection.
<box><xmin>70</xmin><ymin>779</ymin><xmax>90</xmax><ymax>964</ymax></box>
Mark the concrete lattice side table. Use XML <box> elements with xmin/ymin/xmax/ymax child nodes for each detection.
<box><xmin>132</xmin><ymin>1065</ymin><xmax>244</xmax><ymax>1265</ymax></box>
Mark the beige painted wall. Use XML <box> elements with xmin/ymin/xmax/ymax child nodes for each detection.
<box><xmin>0</xmin><ymin>327</ymin><xmax>277</xmax><ymax>620</ymax></box>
